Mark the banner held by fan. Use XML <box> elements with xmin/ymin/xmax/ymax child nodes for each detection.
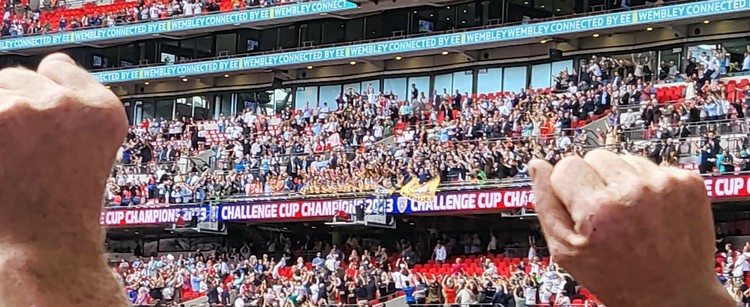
<box><xmin>400</xmin><ymin>177</ymin><xmax>440</xmax><ymax>202</ymax></box>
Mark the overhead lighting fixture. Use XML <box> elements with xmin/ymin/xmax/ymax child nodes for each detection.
<box><xmin>395</xmin><ymin>56</ymin><xmax>403</xmax><ymax>60</ymax></box>
<box><xmin>703</xmin><ymin>19</ymin><xmax>710</xmax><ymax>24</ymax></box>
<box><xmin>446</xmin><ymin>17</ymin><xmax>450</xmax><ymax>20</ymax></box>
<box><xmin>223</xmin><ymin>74</ymin><xmax>230</xmax><ymax>78</ymax></box>
<box><xmin>306</xmin><ymin>65</ymin><xmax>314</xmax><ymax>69</ymax></box>
<box><xmin>540</xmin><ymin>39</ymin><xmax>549</xmax><ymax>44</ymax></box>
<box><xmin>105</xmin><ymin>85</ymin><xmax>111</xmax><ymax>89</ymax></box>
<box><xmin>556</xmin><ymin>8</ymin><xmax>561</xmax><ymax>11</ymax></box>
<box><xmin>592</xmin><ymin>33</ymin><xmax>600</xmax><ymax>38</ymax></box>
<box><xmin>523</xmin><ymin>1</ymin><xmax>528</xmax><ymax>4</ymax></box>
<box><xmin>442</xmin><ymin>51</ymin><xmax>449</xmax><ymax>55</ymax></box>
<box><xmin>182</xmin><ymin>78</ymin><xmax>188</xmax><ymax>82</ymax></box>
<box><xmin>144</xmin><ymin>81</ymin><xmax>150</xmax><ymax>85</ymax></box>
<box><xmin>233</xmin><ymin>23</ymin><xmax>240</xmax><ymax>26</ymax></box>
<box><xmin>349</xmin><ymin>61</ymin><xmax>357</xmax><ymax>65</ymax></box>
<box><xmin>646</xmin><ymin>27</ymin><xmax>653</xmax><ymax>31</ymax></box>
<box><xmin>540</xmin><ymin>4</ymin><xmax>545</xmax><ymax>8</ymax></box>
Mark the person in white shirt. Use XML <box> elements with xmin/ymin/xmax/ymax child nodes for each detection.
<box><xmin>184</xmin><ymin>0</ymin><xmax>194</xmax><ymax>16</ymax></box>
<box><xmin>234</xmin><ymin>293</ymin><xmax>247</xmax><ymax>307</ymax></box>
<box><xmin>433</xmin><ymin>241</ymin><xmax>447</xmax><ymax>264</ymax></box>
<box><xmin>193</xmin><ymin>1</ymin><xmax>202</xmax><ymax>15</ymax></box>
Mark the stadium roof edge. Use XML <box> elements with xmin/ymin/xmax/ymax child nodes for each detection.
<box><xmin>91</xmin><ymin>0</ymin><xmax>750</xmax><ymax>84</ymax></box>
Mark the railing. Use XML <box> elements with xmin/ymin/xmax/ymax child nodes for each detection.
<box><xmin>617</xmin><ymin>118</ymin><xmax>744</xmax><ymax>141</ymax></box>
<box><xmin>89</xmin><ymin>0</ymin><xmax>711</xmax><ymax>73</ymax></box>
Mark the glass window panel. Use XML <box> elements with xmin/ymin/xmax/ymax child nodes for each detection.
<box><xmin>195</xmin><ymin>35</ymin><xmax>213</xmax><ymax>58</ymax></box>
<box><xmin>452</xmin><ymin>70</ymin><xmax>473</xmax><ymax>94</ymax></box>
<box><xmin>433</xmin><ymin>73</ymin><xmax>453</xmax><ymax>97</ymax></box>
<box><xmin>295</xmin><ymin>86</ymin><xmax>319</xmax><ymax>110</ymax></box>
<box><xmin>503</xmin><ymin>66</ymin><xmax>527</xmax><ymax>94</ymax></box>
<box><xmin>216</xmin><ymin>33</ymin><xmax>237</xmax><ymax>55</ymax></box>
<box><xmin>658</xmin><ymin>49</ymin><xmax>681</xmax><ymax>81</ymax></box>
<box><xmin>344</xmin><ymin>82</ymin><xmax>361</xmax><ymax>96</ymax></box>
<box><xmin>361</xmin><ymin>80</ymin><xmax>381</xmax><ymax>94</ymax></box>
<box><xmin>279</xmin><ymin>25</ymin><xmax>297</xmax><ymax>49</ymax></box>
<box><xmin>477</xmin><ymin>68</ymin><xmax>503</xmax><ymax>94</ymax></box>
<box><xmin>322</xmin><ymin>20</ymin><xmax>346</xmax><ymax>45</ymax></box>
<box><xmin>551</xmin><ymin>60</ymin><xmax>574</xmax><ymax>79</ymax></box>
<box><xmin>219</xmin><ymin>94</ymin><xmax>233</xmax><ymax>116</ymax></box>
<box><xmin>344</xmin><ymin>19</ymin><xmax>363</xmax><ymax>42</ymax></box>
<box><xmin>155</xmin><ymin>100</ymin><xmax>174</xmax><ymax>119</ymax></box>
<box><xmin>319</xmin><ymin>85</ymin><xmax>342</xmax><ymax>111</ymax></box>
<box><xmin>530</xmin><ymin>63</ymin><xmax>552</xmax><ymax>89</ymax></box>
<box><xmin>175</xmin><ymin>98</ymin><xmax>192</xmax><ymax>119</ymax></box>
<box><xmin>384</xmin><ymin>78</ymin><xmax>407</xmax><ymax>101</ymax></box>
<box><xmin>142</xmin><ymin>101</ymin><xmax>156</xmax><ymax>120</ymax></box>
<box><xmin>407</xmin><ymin>76</ymin><xmax>430</xmax><ymax>102</ymax></box>
<box><xmin>192</xmin><ymin>96</ymin><xmax>210</xmax><ymax>120</ymax></box>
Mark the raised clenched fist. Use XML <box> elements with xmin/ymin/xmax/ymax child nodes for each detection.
<box><xmin>0</xmin><ymin>53</ymin><xmax>127</xmax><ymax>306</ymax></box>
<box><xmin>529</xmin><ymin>150</ymin><xmax>734</xmax><ymax>307</ymax></box>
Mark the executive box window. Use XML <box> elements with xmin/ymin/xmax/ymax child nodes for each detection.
<box><xmin>279</xmin><ymin>25</ymin><xmax>297</xmax><ymax>49</ymax></box>
<box><xmin>322</xmin><ymin>20</ymin><xmax>346</xmax><ymax>45</ymax></box>
<box><xmin>215</xmin><ymin>33</ymin><xmax>237</xmax><ymax>56</ymax></box>
<box><xmin>477</xmin><ymin>68</ymin><xmax>503</xmax><ymax>94</ymax></box>
<box><xmin>299</xmin><ymin>21</ymin><xmax>323</xmax><ymax>46</ymax></box>
<box><xmin>366</xmin><ymin>10</ymin><xmax>408</xmax><ymax>38</ymax></box>
<box><xmin>344</xmin><ymin>19</ymin><xmax>364</xmax><ymax>43</ymax></box>
<box><xmin>259</xmin><ymin>28</ymin><xmax>279</xmax><ymax>52</ymax></box>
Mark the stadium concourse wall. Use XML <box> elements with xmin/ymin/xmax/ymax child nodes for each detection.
<box><xmin>100</xmin><ymin>174</ymin><xmax>750</xmax><ymax>228</ymax></box>
<box><xmin>91</xmin><ymin>0</ymin><xmax>750</xmax><ymax>84</ymax></box>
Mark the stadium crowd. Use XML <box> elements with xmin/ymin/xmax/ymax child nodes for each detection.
<box><xmin>1</xmin><ymin>0</ymin><xmax>293</xmax><ymax>37</ymax></box>
<box><xmin>106</xmin><ymin>46</ymin><xmax>750</xmax><ymax>207</ymax></box>
<box><xmin>112</xmin><ymin>230</ymin><xmax>606</xmax><ymax>307</ymax></box>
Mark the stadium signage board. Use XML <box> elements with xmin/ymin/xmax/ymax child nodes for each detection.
<box><xmin>100</xmin><ymin>189</ymin><xmax>533</xmax><ymax>226</ymax></box>
<box><xmin>93</xmin><ymin>0</ymin><xmax>750</xmax><ymax>83</ymax></box>
<box><xmin>0</xmin><ymin>0</ymin><xmax>357</xmax><ymax>51</ymax></box>
<box><xmin>100</xmin><ymin>174</ymin><xmax>750</xmax><ymax>226</ymax></box>
<box><xmin>704</xmin><ymin>175</ymin><xmax>750</xmax><ymax>198</ymax></box>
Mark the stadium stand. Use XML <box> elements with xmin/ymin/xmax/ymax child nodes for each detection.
<box><xmin>0</xmin><ymin>0</ymin><xmax>297</xmax><ymax>37</ymax></box>
<box><xmin>5</xmin><ymin>0</ymin><xmax>750</xmax><ymax>305</ymax></box>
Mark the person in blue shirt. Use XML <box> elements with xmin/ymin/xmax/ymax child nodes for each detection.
<box><xmin>312</xmin><ymin>252</ymin><xmax>325</xmax><ymax>272</ymax></box>
<box><xmin>402</xmin><ymin>280</ymin><xmax>416</xmax><ymax>306</ymax></box>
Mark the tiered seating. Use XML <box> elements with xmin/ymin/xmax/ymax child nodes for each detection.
<box><xmin>656</xmin><ymin>85</ymin><xmax>686</xmax><ymax>104</ymax></box>
<box><xmin>725</xmin><ymin>78</ymin><xmax>749</xmax><ymax>102</ymax></box>
<box><xmin>411</xmin><ymin>254</ymin><xmax>550</xmax><ymax>277</ymax></box>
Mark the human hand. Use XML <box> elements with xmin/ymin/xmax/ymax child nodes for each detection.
<box><xmin>529</xmin><ymin>150</ymin><xmax>733</xmax><ymax>307</ymax></box>
<box><xmin>0</xmin><ymin>53</ymin><xmax>127</xmax><ymax>306</ymax></box>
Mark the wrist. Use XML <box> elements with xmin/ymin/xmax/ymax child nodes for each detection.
<box><xmin>0</xmin><ymin>245</ymin><xmax>128</xmax><ymax>307</ymax></box>
<box><xmin>605</xmin><ymin>272</ymin><xmax>734</xmax><ymax>307</ymax></box>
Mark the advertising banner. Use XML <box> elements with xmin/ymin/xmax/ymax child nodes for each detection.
<box><xmin>0</xmin><ymin>0</ymin><xmax>357</xmax><ymax>51</ymax></box>
<box><xmin>101</xmin><ymin>174</ymin><xmax>750</xmax><ymax>226</ymax></box>
<box><xmin>92</xmin><ymin>0</ymin><xmax>750</xmax><ymax>83</ymax></box>
<box><xmin>101</xmin><ymin>189</ymin><xmax>534</xmax><ymax>226</ymax></box>
<box><xmin>704</xmin><ymin>175</ymin><xmax>750</xmax><ymax>198</ymax></box>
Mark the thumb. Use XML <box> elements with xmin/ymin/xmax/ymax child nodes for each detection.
<box><xmin>529</xmin><ymin>159</ymin><xmax>586</xmax><ymax>254</ymax></box>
